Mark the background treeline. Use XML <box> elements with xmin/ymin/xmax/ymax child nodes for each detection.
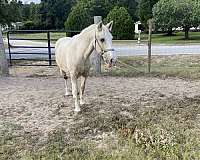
<box><xmin>0</xmin><ymin>0</ymin><xmax>159</xmax><ymax>39</ymax></box>
<box><xmin>0</xmin><ymin>0</ymin><xmax>200</xmax><ymax>39</ymax></box>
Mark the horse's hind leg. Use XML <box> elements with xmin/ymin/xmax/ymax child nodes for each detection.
<box><xmin>80</xmin><ymin>75</ymin><xmax>87</xmax><ymax>105</ymax></box>
<box><xmin>63</xmin><ymin>72</ymin><xmax>72</xmax><ymax>96</ymax></box>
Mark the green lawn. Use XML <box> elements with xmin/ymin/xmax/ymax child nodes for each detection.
<box><xmin>139</xmin><ymin>31</ymin><xmax>200</xmax><ymax>44</ymax></box>
<box><xmin>7</xmin><ymin>32</ymin><xmax>67</xmax><ymax>42</ymax></box>
<box><xmin>3</xmin><ymin>31</ymin><xmax>200</xmax><ymax>44</ymax></box>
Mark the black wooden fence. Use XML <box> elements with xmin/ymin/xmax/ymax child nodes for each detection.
<box><xmin>6</xmin><ymin>27</ymin><xmax>153</xmax><ymax>72</ymax></box>
<box><xmin>7</xmin><ymin>30</ymin><xmax>80</xmax><ymax>66</ymax></box>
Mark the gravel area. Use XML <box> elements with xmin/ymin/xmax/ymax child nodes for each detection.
<box><xmin>1</xmin><ymin>75</ymin><xmax>200</xmax><ymax>143</ymax></box>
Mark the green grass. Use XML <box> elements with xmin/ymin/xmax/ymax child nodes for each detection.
<box><xmin>103</xmin><ymin>55</ymin><xmax>200</xmax><ymax>79</ymax></box>
<box><xmin>139</xmin><ymin>31</ymin><xmax>200</xmax><ymax>44</ymax></box>
<box><xmin>3</xmin><ymin>31</ymin><xmax>200</xmax><ymax>44</ymax></box>
<box><xmin>8</xmin><ymin>32</ymin><xmax>67</xmax><ymax>42</ymax></box>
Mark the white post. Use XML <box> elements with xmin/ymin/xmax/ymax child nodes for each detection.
<box><xmin>0</xmin><ymin>26</ymin><xmax>9</xmax><ymax>76</ymax></box>
<box><xmin>90</xmin><ymin>16</ymin><xmax>102</xmax><ymax>74</ymax></box>
<box><xmin>135</xmin><ymin>21</ymin><xmax>142</xmax><ymax>44</ymax></box>
<box><xmin>138</xmin><ymin>31</ymin><xmax>141</xmax><ymax>44</ymax></box>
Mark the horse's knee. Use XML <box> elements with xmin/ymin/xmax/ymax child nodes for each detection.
<box><xmin>64</xmin><ymin>74</ymin><xmax>68</xmax><ymax>80</ymax></box>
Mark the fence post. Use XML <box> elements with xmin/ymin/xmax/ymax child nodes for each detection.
<box><xmin>47</xmin><ymin>31</ymin><xmax>52</xmax><ymax>66</ymax></box>
<box><xmin>7</xmin><ymin>31</ymin><xmax>12</xmax><ymax>66</ymax></box>
<box><xmin>0</xmin><ymin>26</ymin><xmax>9</xmax><ymax>76</ymax></box>
<box><xmin>147</xmin><ymin>19</ymin><xmax>153</xmax><ymax>73</ymax></box>
<box><xmin>90</xmin><ymin>16</ymin><xmax>102</xmax><ymax>74</ymax></box>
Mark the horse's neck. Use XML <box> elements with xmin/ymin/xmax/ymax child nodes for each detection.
<box><xmin>78</xmin><ymin>28</ymin><xmax>95</xmax><ymax>60</ymax></box>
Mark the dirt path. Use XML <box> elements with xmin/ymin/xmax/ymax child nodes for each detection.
<box><xmin>1</xmin><ymin>76</ymin><xmax>200</xmax><ymax>145</ymax></box>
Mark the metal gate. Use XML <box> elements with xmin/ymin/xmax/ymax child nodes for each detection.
<box><xmin>7</xmin><ymin>30</ymin><xmax>80</xmax><ymax>66</ymax></box>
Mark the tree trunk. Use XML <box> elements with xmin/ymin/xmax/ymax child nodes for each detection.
<box><xmin>184</xmin><ymin>26</ymin><xmax>190</xmax><ymax>39</ymax></box>
<box><xmin>167</xmin><ymin>28</ymin><xmax>173</xmax><ymax>36</ymax></box>
<box><xmin>0</xmin><ymin>26</ymin><xmax>9</xmax><ymax>76</ymax></box>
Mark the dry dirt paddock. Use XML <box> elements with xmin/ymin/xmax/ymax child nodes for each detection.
<box><xmin>1</xmin><ymin>66</ymin><xmax>200</xmax><ymax>158</ymax></box>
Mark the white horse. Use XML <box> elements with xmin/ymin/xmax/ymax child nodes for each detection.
<box><xmin>55</xmin><ymin>21</ymin><xmax>116</xmax><ymax>112</ymax></box>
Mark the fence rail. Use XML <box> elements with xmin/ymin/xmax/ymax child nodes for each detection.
<box><xmin>7</xmin><ymin>30</ymin><xmax>80</xmax><ymax>66</ymax></box>
<box><xmin>6</xmin><ymin>29</ymin><xmax>152</xmax><ymax>72</ymax></box>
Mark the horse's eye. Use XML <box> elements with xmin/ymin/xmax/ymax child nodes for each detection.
<box><xmin>100</xmin><ymin>38</ymin><xmax>105</xmax><ymax>43</ymax></box>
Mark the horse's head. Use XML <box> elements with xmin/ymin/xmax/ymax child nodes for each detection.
<box><xmin>94</xmin><ymin>21</ymin><xmax>117</xmax><ymax>67</ymax></box>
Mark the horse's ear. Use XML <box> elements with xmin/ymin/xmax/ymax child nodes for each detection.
<box><xmin>97</xmin><ymin>21</ymin><xmax>103</xmax><ymax>31</ymax></box>
<box><xmin>106</xmin><ymin>21</ymin><xmax>113</xmax><ymax>32</ymax></box>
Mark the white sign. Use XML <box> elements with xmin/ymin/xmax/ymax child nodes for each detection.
<box><xmin>135</xmin><ymin>21</ymin><xmax>141</xmax><ymax>34</ymax></box>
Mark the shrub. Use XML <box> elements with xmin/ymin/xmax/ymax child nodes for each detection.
<box><xmin>22</xmin><ymin>21</ymin><xmax>35</xmax><ymax>30</ymax></box>
<box><xmin>64</xmin><ymin>1</ymin><xmax>93</xmax><ymax>31</ymax></box>
<box><xmin>105</xmin><ymin>6</ymin><xmax>135</xmax><ymax>40</ymax></box>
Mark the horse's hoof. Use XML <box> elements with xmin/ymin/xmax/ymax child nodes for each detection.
<box><xmin>74</xmin><ymin>107</ymin><xmax>81</xmax><ymax>112</ymax></box>
<box><xmin>80</xmin><ymin>100</ymin><xmax>85</xmax><ymax>105</ymax></box>
<box><xmin>65</xmin><ymin>92</ymin><xmax>72</xmax><ymax>96</ymax></box>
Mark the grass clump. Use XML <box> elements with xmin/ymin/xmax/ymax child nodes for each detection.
<box><xmin>103</xmin><ymin>55</ymin><xmax>200</xmax><ymax>79</ymax></box>
<box><xmin>1</xmin><ymin>96</ymin><xmax>200</xmax><ymax>159</ymax></box>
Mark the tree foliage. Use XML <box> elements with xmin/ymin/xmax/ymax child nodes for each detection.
<box><xmin>105</xmin><ymin>6</ymin><xmax>135</xmax><ymax>40</ymax></box>
<box><xmin>0</xmin><ymin>0</ymin><xmax>23</xmax><ymax>26</ymax></box>
<box><xmin>0</xmin><ymin>0</ymin><xmax>9</xmax><ymax>25</ymax></box>
<box><xmin>153</xmin><ymin>0</ymin><xmax>200</xmax><ymax>39</ymax></box>
<box><xmin>1</xmin><ymin>0</ymin><xmax>200</xmax><ymax>40</ymax></box>
<box><xmin>39</xmin><ymin>0</ymin><xmax>75</xmax><ymax>29</ymax></box>
<box><xmin>107</xmin><ymin>0</ymin><xmax>138</xmax><ymax>21</ymax></box>
<box><xmin>65</xmin><ymin>0</ymin><xmax>115</xmax><ymax>31</ymax></box>
<box><xmin>65</xmin><ymin>1</ymin><xmax>136</xmax><ymax>39</ymax></box>
<box><xmin>138</xmin><ymin>0</ymin><xmax>159</xmax><ymax>29</ymax></box>
<box><xmin>65</xmin><ymin>1</ymin><xmax>93</xmax><ymax>31</ymax></box>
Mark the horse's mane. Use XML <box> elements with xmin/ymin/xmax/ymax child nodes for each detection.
<box><xmin>71</xmin><ymin>24</ymin><xmax>96</xmax><ymax>40</ymax></box>
<box><xmin>79</xmin><ymin>24</ymin><xmax>96</xmax><ymax>35</ymax></box>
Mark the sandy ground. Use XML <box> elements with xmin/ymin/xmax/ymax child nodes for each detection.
<box><xmin>1</xmin><ymin>67</ymin><xmax>200</xmax><ymax>150</ymax></box>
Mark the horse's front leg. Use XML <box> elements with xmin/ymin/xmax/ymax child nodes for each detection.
<box><xmin>64</xmin><ymin>74</ymin><xmax>72</xmax><ymax>96</ymax></box>
<box><xmin>70</xmin><ymin>75</ymin><xmax>81</xmax><ymax>112</ymax></box>
<box><xmin>80</xmin><ymin>75</ymin><xmax>87</xmax><ymax>105</ymax></box>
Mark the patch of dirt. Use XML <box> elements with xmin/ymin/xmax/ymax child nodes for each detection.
<box><xmin>1</xmin><ymin>66</ymin><xmax>200</xmax><ymax>152</ymax></box>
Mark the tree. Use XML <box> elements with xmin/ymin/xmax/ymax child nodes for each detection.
<box><xmin>80</xmin><ymin>0</ymin><xmax>110</xmax><ymax>18</ymax></box>
<box><xmin>8</xmin><ymin>0</ymin><xmax>23</xmax><ymax>23</ymax></box>
<box><xmin>113</xmin><ymin>0</ymin><xmax>139</xmax><ymax>21</ymax></box>
<box><xmin>153</xmin><ymin>0</ymin><xmax>200</xmax><ymax>39</ymax></box>
<box><xmin>177</xmin><ymin>0</ymin><xmax>200</xmax><ymax>39</ymax></box>
<box><xmin>0</xmin><ymin>0</ymin><xmax>9</xmax><ymax>25</ymax></box>
<box><xmin>65</xmin><ymin>1</ymin><xmax>93</xmax><ymax>30</ymax></box>
<box><xmin>22</xmin><ymin>4</ymin><xmax>31</xmax><ymax>21</ymax></box>
<box><xmin>65</xmin><ymin>0</ymin><xmax>139</xmax><ymax>32</ymax></box>
<box><xmin>138</xmin><ymin>0</ymin><xmax>159</xmax><ymax>30</ymax></box>
<box><xmin>153</xmin><ymin>0</ymin><xmax>179</xmax><ymax>35</ymax></box>
<box><xmin>0</xmin><ymin>0</ymin><xmax>23</xmax><ymax>26</ymax></box>
<box><xmin>39</xmin><ymin>0</ymin><xmax>75</xmax><ymax>29</ymax></box>
<box><xmin>105</xmin><ymin>6</ymin><xmax>135</xmax><ymax>40</ymax></box>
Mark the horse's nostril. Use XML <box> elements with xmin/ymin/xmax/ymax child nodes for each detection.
<box><xmin>110</xmin><ymin>58</ymin><xmax>113</xmax><ymax>63</ymax></box>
